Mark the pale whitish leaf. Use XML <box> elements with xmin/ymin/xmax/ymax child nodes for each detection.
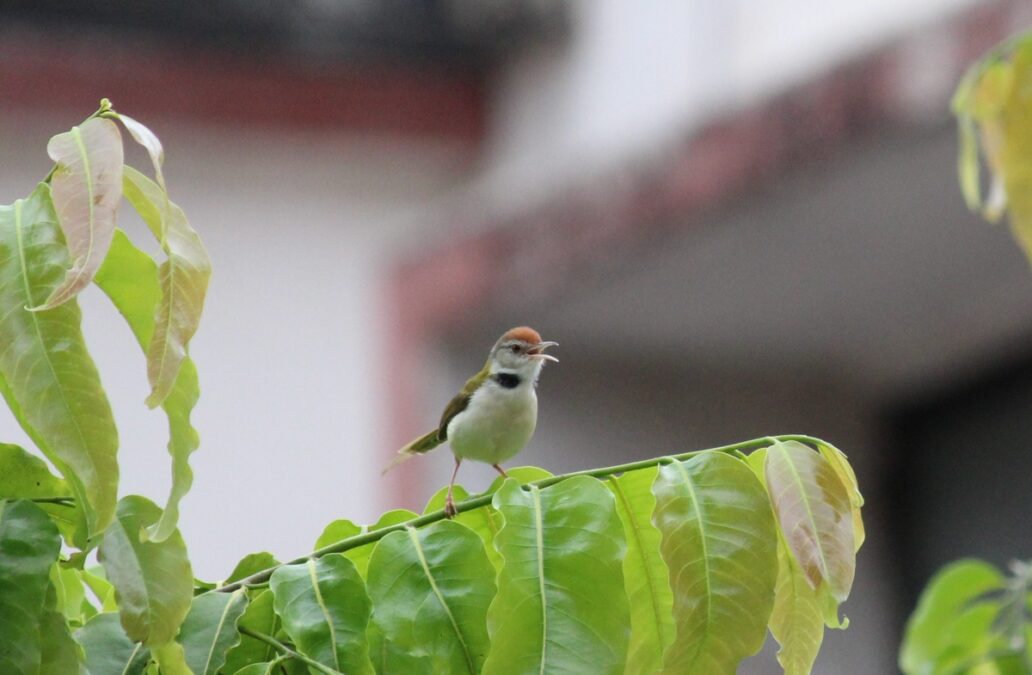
<box><xmin>270</xmin><ymin>554</ymin><xmax>375</xmax><ymax>674</ymax></box>
<box><xmin>95</xmin><ymin>229</ymin><xmax>201</xmax><ymax>543</ymax></box>
<box><xmin>121</xmin><ymin>166</ymin><xmax>210</xmax><ymax>409</ymax></box>
<box><xmin>97</xmin><ymin>496</ymin><xmax>193</xmax><ymax>646</ymax></box>
<box><xmin>116</xmin><ymin>114</ymin><xmax>166</xmax><ymax>190</ymax></box>
<box><xmin>367</xmin><ymin>521</ymin><xmax>495</xmax><ymax>673</ymax></box>
<box><xmin>0</xmin><ymin>184</ymin><xmax>119</xmax><ymax>540</ymax></box>
<box><xmin>483</xmin><ymin>476</ymin><xmax>630</xmax><ymax>675</ymax></box>
<box><xmin>75</xmin><ymin>613</ymin><xmax>150</xmax><ymax>675</ymax></box>
<box><xmin>652</xmin><ymin>452</ymin><xmax>777</xmax><ymax>674</ymax></box>
<box><xmin>179</xmin><ymin>590</ymin><xmax>248</xmax><ymax>675</ymax></box>
<box><xmin>35</xmin><ymin>117</ymin><xmax>123</xmax><ymax>309</ymax></box>
<box><xmin>608</xmin><ymin>467</ymin><xmax>675</xmax><ymax>675</ymax></box>
<box><xmin>765</xmin><ymin>440</ymin><xmax>855</xmax><ymax>603</ymax></box>
<box><xmin>0</xmin><ymin>499</ymin><xmax>62</xmax><ymax>674</ymax></box>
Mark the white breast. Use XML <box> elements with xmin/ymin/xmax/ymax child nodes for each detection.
<box><xmin>447</xmin><ymin>380</ymin><xmax>538</xmax><ymax>465</ymax></box>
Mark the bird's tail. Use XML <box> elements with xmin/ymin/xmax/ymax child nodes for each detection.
<box><xmin>382</xmin><ymin>429</ymin><xmax>443</xmax><ymax>475</ymax></box>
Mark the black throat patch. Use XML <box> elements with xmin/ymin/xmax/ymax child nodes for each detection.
<box><xmin>492</xmin><ymin>372</ymin><xmax>521</xmax><ymax>389</ymax></box>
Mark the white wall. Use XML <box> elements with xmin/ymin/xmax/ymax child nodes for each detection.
<box><xmin>0</xmin><ymin>109</ymin><xmax>466</xmax><ymax>578</ymax></box>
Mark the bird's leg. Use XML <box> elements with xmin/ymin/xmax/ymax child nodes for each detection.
<box><xmin>492</xmin><ymin>464</ymin><xmax>509</xmax><ymax>478</ymax></box>
<box><xmin>445</xmin><ymin>456</ymin><xmax>462</xmax><ymax>518</ymax></box>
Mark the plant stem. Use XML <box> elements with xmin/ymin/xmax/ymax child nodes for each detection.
<box><xmin>238</xmin><ymin>626</ymin><xmax>343</xmax><ymax>675</ymax></box>
<box><xmin>214</xmin><ymin>434</ymin><xmax>823</xmax><ymax>593</ymax></box>
<box><xmin>29</xmin><ymin>496</ymin><xmax>75</xmax><ymax>506</ymax></box>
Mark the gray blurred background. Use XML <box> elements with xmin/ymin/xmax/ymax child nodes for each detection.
<box><xmin>2</xmin><ymin>1</ymin><xmax>1032</xmax><ymax>672</ymax></box>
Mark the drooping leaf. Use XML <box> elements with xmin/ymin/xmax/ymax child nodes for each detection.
<box><xmin>0</xmin><ymin>184</ymin><xmax>119</xmax><ymax>540</ymax></box>
<box><xmin>95</xmin><ymin>229</ymin><xmax>201</xmax><ymax>543</ymax></box>
<box><xmin>178</xmin><ymin>589</ymin><xmax>248</xmax><ymax>675</ymax></box>
<box><xmin>482</xmin><ymin>476</ymin><xmax>630</xmax><ymax>675</ymax></box>
<box><xmin>224</xmin><ymin>552</ymin><xmax>280</xmax><ymax>585</ymax></box>
<box><xmin>367</xmin><ymin>521</ymin><xmax>495</xmax><ymax>673</ymax></box>
<box><xmin>49</xmin><ymin>562</ymin><xmax>88</xmax><ymax>625</ymax></box>
<box><xmin>816</xmin><ymin>441</ymin><xmax>865</xmax><ymax>552</ymax></box>
<box><xmin>152</xmin><ymin>640</ymin><xmax>191</xmax><ymax>675</ymax></box>
<box><xmin>114</xmin><ymin>113</ymin><xmax>166</xmax><ymax>190</ymax></box>
<box><xmin>97</xmin><ymin>495</ymin><xmax>193</xmax><ymax>646</ymax></box>
<box><xmin>770</xmin><ymin>536</ymin><xmax>824</xmax><ymax>675</ymax></box>
<box><xmin>423</xmin><ymin>484</ymin><xmax>504</xmax><ymax>570</ymax></box>
<box><xmin>608</xmin><ymin>466</ymin><xmax>675</xmax><ymax>675</ymax></box>
<box><xmin>0</xmin><ymin>443</ymin><xmax>84</xmax><ymax>546</ymax></box>
<box><xmin>0</xmin><ymin>499</ymin><xmax>62</xmax><ymax>674</ymax></box>
<box><xmin>765</xmin><ymin>440</ymin><xmax>855</xmax><ymax>603</ymax></box>
<box><xmin>900</xmin><ymin>560</ymin><xmax>1007</xmax><ymax>675</ymax></box>
<box><xmin>222</xmin><ymin>590</ymin><xmax>280</xmax><ymax>674</ymax></box>
<box><xmin>39</xmin><ymin>606</ymin><xmax>85</xmax><ymax>674</ymax></box>
<box><xmin>34</xmin><ymin>117</ymin><xmax>123</xmax><ymax>309</ymax></box>
<box><xmin>75</xmin><ymin>613</ymin><xmax>150</xmax><ymax>675</ymax></box>
<box><xmin>342</xmin><ymin>509</ymin><xmax>419</xmax><ymax>578</ymax></box>
<box><xmin>270</xmin><ymin>554</ymin><xmax>375</xmax><ymax>674</ymax></box>
<box><xmin>652</xmin><ymin>452</ymin><xmax>777</xmax><ymax>674</ymax></box>
<box><xmin>368</xmin><ymin>623</ymin><xmax>433</xmax><ymax>675</ymax></box>
<box><xmin>121</xmin><ymin>166</ymin><xmax>210</xmax><ymax>409</ymax></box>
<box><xmin>81</xmin><ymin>566</ymin><xmax>118</xmax><ymax>613</ymax></box>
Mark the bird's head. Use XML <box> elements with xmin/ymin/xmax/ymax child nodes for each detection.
<box><xmin>490</xmin><ymin>326</ymin><xmax>558</xmax><ymax>376</ymax></box>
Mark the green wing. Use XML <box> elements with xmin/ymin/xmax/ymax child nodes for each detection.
<box><xmin>438</xmin><ymin>360</ymin><xmax>490</xmax><ymax>441</ymax></box>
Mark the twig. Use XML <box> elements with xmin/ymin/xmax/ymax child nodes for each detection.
<box><xmin>238</xmin><ymin>626</ymin><xmax>344</xmax><ymax>675</ymax></box>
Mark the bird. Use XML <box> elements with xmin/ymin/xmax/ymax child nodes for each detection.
<box><xmin>385</xmin><ymin>326</ymin><xmax>558</xmax><ymax>517</ymax></box>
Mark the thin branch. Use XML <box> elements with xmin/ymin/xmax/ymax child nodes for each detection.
<box><xmin>238</xmin><ymin>626</ymin><xmax>344</xmax><ymax>675</ymax></box>
<box><xmin>214</xmin><ymin>434</ymin><xmax>824</xmax><ymax>593</ymax></box>
<box><xmin>29</xmin><ymin>496</ymin><xmax>75</xmax><ymax>506</ymax></box>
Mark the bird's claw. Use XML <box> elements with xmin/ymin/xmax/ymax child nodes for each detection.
<box><xmin>444</xmin><ymin>495</ymin><xmax>457</xmax><ymax>519</ymax></box>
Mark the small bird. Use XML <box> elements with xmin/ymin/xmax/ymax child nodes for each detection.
<box><xmin>386</xmin><ymin>326</ymin><xmax>558</xmax><ymax>517</ymax></box>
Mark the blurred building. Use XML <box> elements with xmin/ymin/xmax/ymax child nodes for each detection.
<box><xmin>2</xmin><ymin>1</ymin><xmax>1032</xmax><ymax>672</ymax></box>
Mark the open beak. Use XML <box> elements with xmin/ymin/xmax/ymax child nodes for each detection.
<box><xmin>530</xmin><ymin>340</ymin><xmax>559</xmax><ymax>363</ymax></box>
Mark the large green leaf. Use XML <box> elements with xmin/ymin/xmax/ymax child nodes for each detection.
<box><xmin>765</xmin><ymin>440</ymin><xmax>855</xmax><ymax>603</ymax></box>
<box><xmin>652</xmin><ymin>452</ymin><xmax>777</xmax><ymax>674</ymax></box>
<box><xmin>49</xmin><ymin>562</ymin><xmax>88</xmax><ymax>626</ymax></box>
<box><xmin>422</xmin><ymin>484</ymin><xmax>503</xmax><ymax>570</ymax></box>
<box><xmin>224</xmin><ymin>552</ymin><xmax>280</xmax><ymax>585</ymax></box>
<box><xmin>152</xmin><ymin>640</ymin><xmax>192</xmax><ymax>675</ymax></box>
<box><xmin>0</xmin><ymin>499</ymin><xmax>62</xmax><ymax>674</ymax></box>
<box><xmin>608</xmin><ymin>467</ymin><xmax>675</xmax><ymax>675</ymax></box>
<box><xmin>368</xmin><ymin>623</ymin><xmax>432</xmax><ymax>674</ymax></box>
<box><xmin>39</xmin><ymin>605</ymin><xmax>84</xmax><ymax>674</ymax></box>
<box><xmin>222</xmin><ymin>590</ymin><xmax>280</xmax><ymax>674</ymax></box>
<box><xmin>74</xmin><ymin>613</ymin><xmax>150</xmax><ymax>675</ymax></box>
<box><xmin>97</xmin><ymin>495</ymin><xmax>193</xmax><ymax>646</ymax></box>
<box><xmin>0</xmin><ymin>184</ymin><xmax>119</xmax><ymax>540</ymax></box>
<box><xmin>335</xmin><ymin>509</ymin><xmax>419</xmax><ymax>578</ymax></box>
<box><xmin>482</xmin><ymin>476</ymin><xmax>630</xmax><ymax>675</ymax></box>
<box><xmin>178</xmin><ymin>589</ymin><xmax>248</xmax><ymax>675</ymax></box>
<box><xmin>900</xmin><ymin>560</ymin><xmax>1008</xmax><ymax>675</ymax></box>
<box><xmin>367</xmin><ymin>520</ymin><xmax>495</xmax><ymax>673</ymax></box>
<box><xmin>270</xmin><ymin>554</ymin><xmax>375</xmax><ymax>674</ymax></box>
<box><xmin>0</xmin><ymin>443</ymin><xmax>84</xmax><ymax>546</ymax></box>
<box><xmin>94</xmin><ymin>229</ymin><xmax>201</xmax><ymax>543</ymax></box>
<box><xmin>121</xmin><ymin>165</ymin><xmax>210</xmax><ymax>409</ymax></box>
<box><xmin>35</xmin><ymin>117</ymin><xmax>123</xmax><ymax>309</ymax></box>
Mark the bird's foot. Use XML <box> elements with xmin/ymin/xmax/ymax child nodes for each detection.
<box><xmin>444</xmin><ymin>494</ymin><xmax>457</xmax><ymax>518</ymax></box>
<box><xmin>492</xmin><ymin>464</ymin><xmax>509</xmax><ymax>478</ymax></box>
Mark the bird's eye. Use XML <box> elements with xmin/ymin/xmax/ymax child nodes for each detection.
<box><xmin>510</xmin><ymin>344</ymin><xmax>521</xmax><ymax>353</ymax></box>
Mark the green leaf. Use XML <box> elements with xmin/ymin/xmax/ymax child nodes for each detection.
<box><xmin>608</xmin><ymin>467</ymin><xmax>675</xmax><ymax>675</ymax></box>
<box><xmin>95</xmin><ymin>229</ymin><xmax>202</xmax><ymax>544</ymax></box>
<box><xmin>222</xmin><ymin>590</ymin><xmax>280</xmax><ymax>674</ymax></box>
<box><xmin>97</xmin><ymin>495</ymin><xmax>193</xmax><ymax>646</ymax></box>
<box><xmin>152</xmin><ymin>640</ymin><xmax>192</xmax><ymax>675</ymax></box>
<box><xmin>232</xmin><ymin>661</ymin><xmax>290</xmax><ymax>675</ymax></box>
<box><xmin>652</xmin><ymin>452</ymin><xmax>777</xmax><ymax>674</ymax></box>
<box><xmin>225</xmin><ymin>552</ymin><xmax>280</xmax><ymax>585</ymax></box>
<box><xmin>342</xmin><ymin>509</ymin><xmax>419</xmax><ymax>578</ymax></box>
<box><xmin>765</xmin><ymin>440</ymin><xmax>855</xmax><ymax>603</ymax></box>
<box><xmin>368</xmin><ymin>623</ymin><xmax>432</xmax><ymax>675</ymax></box>
<box><xmin>0</xmin><ymin>184</ymin><xmax>120</xmax><ymax>540</ymax></box>
<box><xmin>484</xmin><ymin>466</ymin><xmax>553</xmax><ymax>493</ymax></box>
<box><xmin>367</xmin><ymin>521</ymin><xmax>495</xmax><ymax>673</ymax></box>
<box><xmin>39</xmin><ymin>606</ymin><xmax>84</xmax><ymax>674</ymax></box>
<box><xmin>270</xmin><ymin>554</ymin><xmax>375</xmax><ymax>674</ymax></box>
<box><xmin>0</xmin><ymin>499</ymin><xmax>62</xmax><ymax>674</ymax></box>
<box><xmin>482</xmin><ymin>476</ymin><xmax>630</xmax><ymax>675</ymax></box>
<box><xmin>121</xmin><ymin>165</ymin><xmax>210</xmax><ymax>409</ymax></box>
<box><xmin>900</xmin><ymin>560</ymin><xmax>1007</xmax><ymax>675</ymax></box>
<box><xmin>422</xmin><ymin>485</ymin><xmax>503</xmax><ymax>570</ymax></box>
<box><xmin>770</xmin><ymin>537</ymin><xmax>824</xmax><ymax>675</ymax></box>
<box><xmin>49</xmin><ymin>562</ymin><xmax>88</xmax><ymax>625</ymax></box>
<box><xmin>75</xmin><ymin>613</ymin><xmax>150</xmax><ymax>675</ymax></box>
<box><xmin>81</xmin><ymin>566</ymin><xmax>118</xmax><ymax>613</ymax></box>
<box><xmin>314</xmin><ymin>519</ymin><xmax>362</xmax><ymax>550</ymax></box>
<box><xmin>178</xmin><ymin>589</ymin><xmax>248</xmax><ymax>675</ymax></box>
<box><xmin>35</xmin><ymin>117</ymin><xmax>123</xmax><ymax>309</ymax></box>
<box><xmin>816</xmin><ymin>441</ymin><xmax>865</xmax><ymax>552</ymax></box>
<box><xmin>0</xmin><ymin>443</ymin><xmax>84</xmax><ymax>546</ymax></box>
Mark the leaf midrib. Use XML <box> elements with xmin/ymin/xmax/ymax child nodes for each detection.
<box><xmin>202</xmin><ymin>590</ymin><xmax>243</xmax><ymax>675</ymax></box>
<box><xmin>532</xmin><ymin>487</ymin><xmax>548</xmax><ymax>675</ymax></box>
<box><xmin>307</xmin><ymin>559</ymin><xmax>340</xmax><ymax>671</ymax></box>
<box><xmin>406</xmin><ymin>527</ymin><xmax>476</xmax><ymax>674</ymax></box>
<box><xmin>671</xmin><ymin>460</ymin><xmax>712</xmax><ymax>672</ymax></box>
<box><xmin>776</xmin><ymin>446</ymin><xmax>831</xmax><ymax>585</ymax></box>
